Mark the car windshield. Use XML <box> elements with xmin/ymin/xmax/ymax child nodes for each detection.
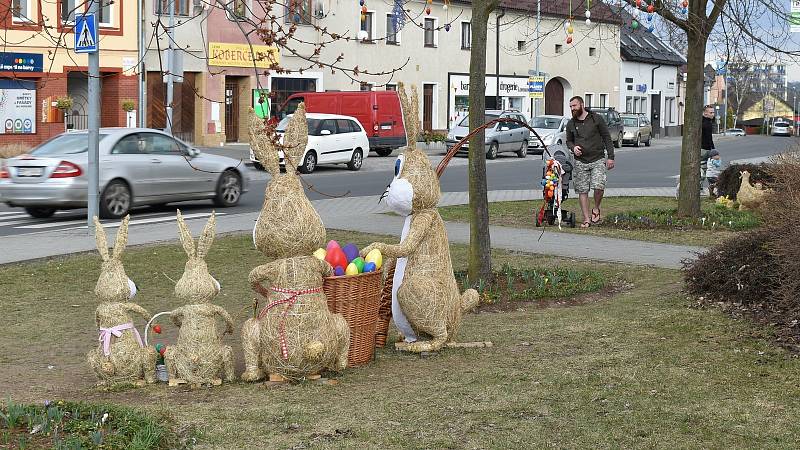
<box><xmin>775</xmin><ymin>123</ymin><xmax>789</xmax><ymax>127</ymax></box>
<box><xmin>530</xmin><ymin>117</ymin><xmax>561</xmax><ymax>129</ymax></box>
<box><xmin>30</xmin><ymin>133</ymin><xmax>108</xmax><ymax>156</ymax></box>
<box><xmin>594</xmin><ymin>111</ymin><xmax>610</xmax><ymax>122</ymax></box>
<box><xmin>622</xmin><ymin>117</ymin><xmax>638</xmax><ymax>127</ymax></box>
<box><xmin>458</xmin><ymin>114</ymin><xmax>500</xmax><ymax>127</ymax></box>
<box><xmin>276</xmin><ymin>116</ymin><xmax>322</xmax><ymax>133</ymax></box>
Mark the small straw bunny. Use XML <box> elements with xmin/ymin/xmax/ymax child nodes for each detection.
<box><xmin>87</xmin><ymin>216</ymin><xmax>158</xmax><ymax>386</ymax></box>
<box><xmin>241</xmin><ymin>104</ymin><xmax>350</xmax><ymax>382</ymax></box>
<box><xmin>163</xmin><ymin>210</ymin><xmax>235</xmax><ymax>386</ymax></box>
<box><xmin>361</xmin><ymin>83</ymin><xmax>480</xmax><ymax>353</ymax></box>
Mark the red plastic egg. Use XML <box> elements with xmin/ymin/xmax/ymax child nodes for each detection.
<box><xmin>153</xmin><ymin>324</ymin><xmax>162</xmax><ymax>334</ymax></box>
<box><xmin>566</xmin><ymin>36</ymin><xmax>573</xmax><ymax>44</ymax></box>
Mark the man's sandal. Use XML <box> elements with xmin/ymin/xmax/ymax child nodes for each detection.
<box><xmin>591</xmin><ymin>208</ymin><xmax>602</xmax><ymax>224</ymax></box>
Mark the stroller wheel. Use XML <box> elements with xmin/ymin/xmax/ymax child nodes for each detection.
<box><xmin>569</xmin><ymin>212</ymin><xmax>576</xmax><ymax>228</ymax></box>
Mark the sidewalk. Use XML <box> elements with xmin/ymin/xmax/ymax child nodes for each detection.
<box><xmin>0</xmin><ymin>187</ymin><xmax>700</xmax><ymax>269</ymax></box>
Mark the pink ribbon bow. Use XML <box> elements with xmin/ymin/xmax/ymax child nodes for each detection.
<box><xmin>98</xmin><ymin>322</ymin><xmax>143</xmax><ymax>357</ymax></box>
<box><xmin>257</xmin><ymin>286</ymin><xmax>323</xmax><ymax>360</ymax></box>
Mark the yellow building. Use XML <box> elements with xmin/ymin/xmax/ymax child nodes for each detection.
<box><xmin>739</xmin><ymin>93</ymin><xmax>793</xmax><ymax>122</ymax></box>
<box><xmin>1</xmin><ymin>0</ymin><xmax>139</xmax><ymax>145</ymax></box>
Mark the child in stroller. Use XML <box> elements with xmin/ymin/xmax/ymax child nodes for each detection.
<box><xmin>535</xmin><ymin>145</ymin><xmax>577</xmax><ymax>228</ymax></box>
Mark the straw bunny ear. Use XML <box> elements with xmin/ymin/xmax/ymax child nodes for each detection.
<box><xmin>93</xmin><ymin>216</ymin><xmax>109</xmax><ymax>262</ymax></box>
<box><xmin>282</xmin><ymin>102</ymin><xmax>309</xmax><ymax>169</ymax></box>
<box><xmin>398</xmin><ymin>83</ymin><xmax>419</xmax><ymax>149</ymax></box>
<box><xmin>176</xmin><ymin>209</ymin><xmax>196</xmax><ymax>258</ymax></box>
<box><xmin>111</xmin><ymin>215</ymin><xmax>130</xmax><ymax>260</ymax></box>
<box><xmin>196</xmin><ymin>211</ymin><xmax>216</xmax><ymax>259</ymax></box>
<box><xmin>248</xmin><ymin>109</ymin><xmax>280</xmax><ymax>175</ymax></box>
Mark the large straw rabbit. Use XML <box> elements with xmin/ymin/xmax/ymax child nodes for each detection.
<box><xmin>361</xmin><ymin>83</ymin><xmax>480</xmax><ymax>353</ymax></box>
<box><xmin>163</xmin><ymin>210</ymin><xmax>235</xmax><ymax>385</ymax></box>
<box><xmin>87</xmin><ymin>216</ymin><xmax>158</xmax><ymax>385</ymax></box>
<box><xmin>241</xmin><ymin>104</ymin><xmax>350</xmax><ymax>381</ymax></box>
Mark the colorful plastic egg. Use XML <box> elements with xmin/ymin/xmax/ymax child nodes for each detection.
<box><xmin>325</xmin><ymin>247</ymin><xmax>347</xmax><ymax>270</ymax></box>
<box><xmin>334</xmin><ymin>266</ymin><xmax>345</xmax><ymax>276</ymax></box>
<box><xmin>313</xmin><ymin>248</ymin><xmax>327</xmax><ymax>260</ymax></box>
<box><xmin>363</xmin><ymin>262</ymin><xmax>377</xmax><ymax>273</ymax></box>
<box><xmin>342</xmin><ymin>243</ymin><xmax>359</xmax><ymax>263</ymax></box>
<box><xmin>345</xmin><ymin>262</ymin><xmax>359</xmax><ymax>276</ymax></box>
<box><xmin>326</xmin><ymin>240</ymin><xmax>340</xmax><ymax>252</ymax></box>
<box><xmin>365</xmin><ymin>248</ymin><xmax>383</xmax><ymax>270</ymax></box>
<box><xmin>352</xmin><ymin>256</ymin><xmax>365</xmax><ymax>273</ymax></box>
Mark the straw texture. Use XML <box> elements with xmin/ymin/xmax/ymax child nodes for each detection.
<box><xmin>242</xmin><ymin>106</ymin><xmax>350</xmax><ymax>381</ymax></box>
<box><xmin>164</xmin><ymin>211</ymin><xmax>235</xmax><ymax>385</ymax></box>
<box><xmin>362</xmin><ymin>83</ymin><xmax>480</xmax><ymax>353</ymax></box>
<box><xmin>87</xmin><ymin>216</ymin><xmax>158</xmax><ymax>385</ymax></box>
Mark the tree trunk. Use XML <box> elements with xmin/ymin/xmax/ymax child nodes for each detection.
<box><xmin>467</xmin><ymin>1</ymin><xmax>497</xmax><ymax>284</ymax></box>
<box><xmin>677</xmin><ymin>31</ymin><xmax>709</xmax><ymax>217</ymax></box>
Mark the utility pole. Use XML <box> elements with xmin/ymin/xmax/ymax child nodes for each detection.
<box><xmin>534</xmin><ymin>0</ymin><xmax>540</xmax><ymax>117</ymax></box>
<box><xmin>165</xmin><ymin>0</ymin><xmax>175</xmax><ymax>134</ymax></box>
<box><xmin>87</xmin><ymin>1</ymin><xmax>100</xmax><ymax>233</ymax></box>
<box><xmin>138</xmin><ymin>0</ymin><xmax>146</xmax><ymax>127</ymax></box>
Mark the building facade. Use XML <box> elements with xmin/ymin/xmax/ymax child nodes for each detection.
<box><xmin>0</xmin><ymin>0</ymin><xmax>138</xmax><ymax>146</ymax></box>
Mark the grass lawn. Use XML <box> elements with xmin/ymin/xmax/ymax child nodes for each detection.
<box><xmin>1</xmin><ymin>230</ymin><xmax>798</xmax><ymax>448</ymax></box>
<box><xmin>438</xmin><ymin>197</ymin><xmax>762</xmax><ymax>247</ymax></box>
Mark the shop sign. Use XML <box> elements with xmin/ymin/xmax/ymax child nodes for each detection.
<box><xmin>209</xmin><ymin>43</ymin><xmax>280</xmax><ymax>68</ymax></box>
<box><xmin>528</xmin><ymin>76</ymin><xmax>544</xmax><ymax>99</ymax></box>
<box><xmin>0</xmin><ymin>88</ymin><xmax>36</xmax><ymax>134</ymax></box>
<box><xmin>0</xmin><ymin>53</ymin><xmax>43</xmax><ymax>73</ymax></box>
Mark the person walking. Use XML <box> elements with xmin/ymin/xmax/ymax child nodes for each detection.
<box><xmin>700</xmin><ymin>105</ymin><xmax>716</xmax><ymax>190</ymax></box>
<box><xmin>565</xmin><ymin>96</ymin><xmax>615</xmax><ymax>228</ymax></box>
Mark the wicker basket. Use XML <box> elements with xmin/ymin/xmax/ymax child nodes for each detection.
<box><xmin>324</xmin><ymin>270</ymin><xmax>383</xmax><ymax>367</ymax></box>
<box><xmin>375</xmin><ymin>260</ymin><xmax>395</xmax><ymax>348</ymax></box>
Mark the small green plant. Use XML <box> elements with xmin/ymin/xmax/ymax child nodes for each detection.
<box><xmin>121</xmin><ymin>99</ymin><xmax>136</xmax><ymax>112</ymax></box>
<box><xmin>456</xmin><ymin>266</ymin><xmax>605</xmax><ymax>305</ymax></box>
<box><xmin>55</xmin><ymin>96</ymin><xmax>73</xmax><ymax>111</ymax></box>
<box><xmin>420</xmin><ymin>130</ymin><xmax>447</xmax><ymax>144</ymax></box>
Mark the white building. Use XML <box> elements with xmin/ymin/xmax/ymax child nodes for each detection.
<box><xmin>618</xmin><ymin>14</ymin><xmax>685</xmax><ymax>137</ymax></box>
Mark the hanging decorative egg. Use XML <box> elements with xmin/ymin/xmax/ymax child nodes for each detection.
<box><xmin>361</xmin><ymin>5</ymin><xmax>367</xmax><ymax>13</ymax></box>
<box><xmin>682</xmin><ymin>0</ymin><xmax>688</xmax><ymax>6</ymax></box>
<box><xmin>647</xmin><ymin>4</ymin><xmax>654</xmax><ymax>12</ymax></box>
<box><xmin>635</xmin><ymin>0</ymin><xmax>642</xmax><ymax>6</ymax></box>
<box><xmin>425</xmin><ymin>6</ymin><xmax>431</xmax><ymax>14</ymax></box>
<box><xmin>566</xmin><ymin>35</ymin><xmax>573</xmax><ymax>44</ymax></box>
<box><xmin>631</xmin><ymin>19</ymin><xmax>639</xmax><ymax>29</ymax></box>
<box><xmin>647</xmin><ymin>25</ymin><xmax>654</xmax><ymax>32</ymax></box>
<box><xmin>443</xmin><ymin>3</ymin><xmax>448</xmax><ymax>10</ymax></box>
<box><xmin>360</xmin><ymin>13</ymin><xmax>366</xmax><ymax>22</ymax></box>
<box><xmin>359</xmin><ymin>0</ymin><xmax>364</xmax><ymax>5</ymax></box>
<box><xmin>445</xmin><ymin>23</ymin><xmax>451</xmax><ymax>31</ymax></box>
<box><xmin>586</xmin><ymin>18</ymin><xmax>591</xmax><ymax>25</ymax></box>
<box><xmin>647</xmin><ymin>13</ymin><xmax>653</xmax><ymax>21</ymax></box>
<box><xmin>586</xmin><ymin>10</ymin><xmax>591</xmax><ymax>18</ymax></box>
<box><xmin>682</xmin><ymin>7</ymin><xmax>688</xmax><ymax>13</ymax></box>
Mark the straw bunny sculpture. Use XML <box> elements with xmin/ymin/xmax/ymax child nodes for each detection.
<box><xmin>163</xmin><ymin>210</ymin><xmax>235</xmax><ymax>386</ymax></box>
<box><xmin>87</xmin><ymin>216</ymin><xmax>158</xmax><ymax>386</ymax></box>
<box><xmin>241</xmin><ymin>104</ymin><xmax>350</xmax><ymax>381</ymax></box>
<box><xmin>361</xmin><ymin>83</ymin><xmax>480</xmax><ymax>353</ymax></box>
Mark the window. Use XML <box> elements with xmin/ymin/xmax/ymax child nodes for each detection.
<box><xmin>112</xmin><ymin>135</ymin><xmax>147</xmax><ymax>155</ymax></box>
<box><xmin>666</xmin><ymin>97</ymin><xmax>675</xmax><ymax>123</ymax></box>
<box><xmin>424</xmin><ymin>18</ymin><xmax>436</xmax><ymax>47</ymax></box>
<box><xmin>360</xmin><ymin>11</ymin><xmax>374</xmax><ymax>41</ymax></box>
<box><xmin>360</xmin><ymin>82</ymin><xmax>373</xmax><ymax>91</ymax></box>
<box><xmin>226</xmin><ymin>0</ymin><xmax>247</xmax><ymax>21</ymax></box>
<box><xmin>625</xmin><ymin>77</ymin><xmax>634</xmax><ymax>83</ymax></box>
<box><xmin>155</xmin><ymin>0</ymin><xmax>191</xmax><ymax>16</ymax></box>
<box><xmin>386</xmin><ymin>83</ymin><xmax>397</xmax><ymax>91</ymax></box>
<box><xmin>589</xmin><ymin>47</ymin><xmax>596</xmax><ymax>57</ymax></box>
<box><xmin>349</xmin><ymin>120</ymin><xmax>362</xmax><ymax>132</ymax></box>
<box><xmin>12</xmin><ymin>0</ymin><xmax>30</xmax><ymax>22</ymax></box>
<box><xmin>98</xmin><ymin>0</ymin><xmax>112</xmax><ymax>26</ymax></box>
<box><xmin>626</xmin><ymin>96</ymin><xmax>633</xmax><ymax>112</ymax></box>
<box><xmin>599</xmin><ymin>93</ymin><xmax>608</xmax><ymax>108</ymax></box>
<box><xmin>386</xmin><ymin>14</ymin><xmax>399</xmax><ymax>44</ymax></box>
<box><xmin>518</xmin><ymin>41</ymin><xmax>525</xmax><ymax>51</ymax></box>
<box><xmin>336</xmin><ymin>119</ymin><xmax>353</xmax><ymax>133</ymax></box>
<box><xmin>61</xmin><ymin>0</ymin><xmax>76</xmax><ymax>23</ymax></box>
<box><xmin>555</xmin><ymin>44</ymin><xmax>563</xmax><ymax>54</ymax></box>
<box><xmin>585</xmin><ymin>93</ymin><xmax>593</xmax><ymax>108</ymax></box>
<box><xmin>145</xmin><ymin>134</ymin><xmax>183</xmax><ymax>155</ymax></box>
<box><xmin>318</xmin><ymin>120</ymin><xmax>337</xmax><ymax>136</ymax></box>
<box><xmin>461</xmin><ymin>22</ymin><xmax>471</xmax><ymax>49</ymax></box>
<box><xmin>627</xmin><ymin>85</ymin><xmax>633</xmax><ymax>91</ymax></box>
<box><xmin>285</xmin><ymin>0</ymin><xmax>312</xmax><ymax>24</ymax></box>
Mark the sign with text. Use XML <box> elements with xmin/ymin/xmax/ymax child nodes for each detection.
<box><xmin>0</xmin><ymin>88</ymin><xmax>36</xmax><ymax>134</ymax></box>
<box><xmin>0</xmin><ymin>53</ymin><xmax>43</xmax><ymax>73</ymax></box>
<box><xmin>528</xmin><ymin>76</ymin><xmax>544</xmax><ymax>99</ymax></box>
<box><xmin>792</xmin><ymin>0</ymin><xmax>800</xmax><ymax>32</ymax></box>
<box><xmin>208</xmin><ymin>43</ymin><xmax>280</xmax><ymax>68</ymax></box>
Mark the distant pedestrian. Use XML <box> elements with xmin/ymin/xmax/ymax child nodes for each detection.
<box><xmin>700</xmin><ymin>105</ymin><xmax>716</xmax><ymax>188</ymax></box>
<box><xmin>705</xmin><ymin>149</ymin><xmax>722</xmax><ymax>198</ymax></box>
<box><xmin>565</xmin><ymin>96</ymin><xmax>615</xmax><ymax>228</ymax></box>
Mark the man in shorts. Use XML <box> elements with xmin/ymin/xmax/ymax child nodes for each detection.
<box><xmin>565</xmin><ymin>96</ymin><xmax>615</xmax><ymax>228</ymax></box>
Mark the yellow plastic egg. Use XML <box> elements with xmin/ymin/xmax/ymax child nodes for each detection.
<box><xmin>345</xmin><ymin>262</ymin><xmax>360</xmax><ymax>276</ymax></box>
<box><xmin>365</xmin><ymin>248</ymin><xmax>383</xmax><ymax>270</ymax></box>
<box><xmin>313</xmin><ymin>248</ymin><xmax>327</xmax><ymax>260</ymax></box>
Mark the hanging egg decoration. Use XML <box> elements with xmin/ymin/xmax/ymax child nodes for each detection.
<box><xmin>647</xmin><ymin>25</ymin><xmax>654</xmax><ymax>32</ymax></box>
<box><xmin>567</xmin><ymin>23</ymin><xmax>574</xmax><ymax>34</ymax></box>
<box><xmin>647</xmin><ymin>13</ymin><xmax>653</xmax><ymax>21</ymax></box>
<box><xmin>445</xmin><ymin>23</ymin><xmax>451</xmax><ymax>32</ymax></box>
<box><xmin>636</xmin><ymin>0</ymin><xmax>642</xmax><ymax>7</ymax></box>
<box><xmin>426</xmin><ymin>0</ymin><xmax>432</xmax><ymax>15</ymax></box>
<box><xmin>585</xmin><ymin>9</ymin><xmax>591</xmax><ymax>25</ymax></box>
<box><xmin>359</xmin><ymin>0</ymin><xmax>364</xmax><ymax>4</ymax></box>
<box><xmin>566</xmin><ymin>35</ymin><xmax>573</xmax><ymax>44</ymax></box>
<box><xmin>631</xmin><ymin>19</ymin><xmax>639</xmax><ymax>29</ymax></box>
<box><xmin>647</xmin><ymin>4</ymin><xmax>654</xmax><ymax>12</ymax></box>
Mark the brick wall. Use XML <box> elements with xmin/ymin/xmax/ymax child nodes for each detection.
<box><xmin>100</xmin><ymin>73</ymin><xmax>137</xmax><ymax>127</ymax></box>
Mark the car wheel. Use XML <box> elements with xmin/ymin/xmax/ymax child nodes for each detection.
<box><xmin>634</xmin><ymin>134</ymin><xmax>641</xmax><ymax>147</ymax></box>
<box><xmin>516</xmin><ymin>141</ymin><xmax>528</xmax><ymax>158</ymax></box>
<box><xmin>99</xmin><ymin>179</ymin><xmax>132</xmax><ymax>220</ymax></box>
<box><xmin>252</xmin><ymin>161</ymin><xmax>265</xmax><ymax>171</ymax></box>
<box><xmin>614</xmin><ymin>133</ymin><xmax>622</xmax><ymax>148</ymax></box>
<box><xmin>347</xmin><ymin>148</ymin><xmax>363</xmax><ymax>171</ymax></box>
<box><xmin>24</xmin><ymin>207</ymin><xmax>56</xmax><ymax>219</ymax></box>
<box><xmin>375</xmin><ymin>148</ymin><xmax>393</xmax><ymax>157</ymax></box>
<box><xmin>298</xmin><ymin>151</ymin><xmax>317</xmax><ymax>174</ymax></box>
<box><xmin>214</xmin><ymin>170</ymin><xmax>242</xmax><ymax>207</ymax></box>
<box><xmin>486</xmin><ymin>142</ymin><xmax>499</xmax><ymax>160</ymax></box>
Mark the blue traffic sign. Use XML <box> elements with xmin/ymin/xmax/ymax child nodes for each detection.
<box><xmin>74</xmin><ymin>13</ymin><xmax>98</xmax><ymax>53</ymax></box>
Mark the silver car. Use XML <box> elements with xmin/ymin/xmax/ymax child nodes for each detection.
<box><xmin>0</xmin><ymin>129</ymin><xmax>247</xmax><ymax>219</ymax></box>
<box><xmin>529</xmin><ymin>115</ymin><xmax>569</xmax><ymax>154</ymax></box>
<box><xmin>621</xmin><ymin>114</ymin><xmax>652</xmax><ymax>147</ymax></box>
<box><xmin>445</xmin><ymin>110</ymin><xmax>531</xmax><ymax>159</ymax></box>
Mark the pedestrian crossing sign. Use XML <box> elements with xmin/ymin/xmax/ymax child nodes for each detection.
<box><xmin>74</xmin><ymin>13</ymin><xmax>98</xmax><ymax>53</ymax></box>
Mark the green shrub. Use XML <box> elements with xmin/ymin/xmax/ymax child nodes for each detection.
<box><xmin>420</xmin><ymin>130</ymin><xmax>447</xmax><ymax>144</ymax></box>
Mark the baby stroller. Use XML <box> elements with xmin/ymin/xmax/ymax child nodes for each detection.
<box><xmin>535</xmin><ymin>145</ymin><xmax>576</xmax><ymax>228</ymax></box>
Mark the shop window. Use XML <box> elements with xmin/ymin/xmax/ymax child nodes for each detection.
<box><xmin>461</xmin><ymin>22</ymin><xmax>471</xmax><ymax>49</ymax></box>
<box><xmin>386</xmin><ymin>14</ymin><xmax>400</xmax><ymax>45</ymax></box>
<box><xmin>12</xmin><ymin>0</ymin><xmax>30</xmax><ymax>22</ymax></box>
<box><xmin>285</xmin><ymin>0</ymin><xmax>313</xmax><ymax>24</ymax></box>
<box><xmin>154</xmin><ymin>0</ymin><xmax>191</xmax><ymax>16</ymax></box>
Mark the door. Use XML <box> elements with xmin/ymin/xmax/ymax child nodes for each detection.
<box><xmin>423</xmin><ymin>84</ymin><xmax>434</xmax><ymax>131</ymax></box>
<box><xmin>142</xmin><ymin>133</ymin><xmax>209</xmax><ymax>196</ymax></box>
<box><xmin>650</xmin><ymin>93</ymin><xmax>661</xmax><ymax>138</ymax></box>
<box><xmin>225</xmin><ymin>81</ymin><xmax>239</xmax><ymax>142</ymax></box>
<box><xmin>544</xmin><ymin>79</ymin><xmax>564</xmax><ymax>115</ymax></box>
<box><xmin>336</xmin><ymin>119</ymin><xmax>357</xmax><ymax>162</ymax></box>
<box><xmin>316</xmin><ymin>119</ymin><xmax>342</xmax><ymax>164</ymax></box>
<box><xmin>108</xmin><ymin>133</ymin><xmax>159</xmax><ymax>198</ymax></box>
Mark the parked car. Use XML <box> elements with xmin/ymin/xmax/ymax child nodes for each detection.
<box><xmin>771</xmin><ymin>122</ymin><xmax>793</xmax><ymax>136</ymax></box>
<box><xmin>528</xmin><ymin>115</ymin><xmax>569</xmax><ymax>154</ymax></box>
<box><xmin>724</xmin><ymin>128</ymin><xmax>746</xmax><ymax>136</ymax></box>
<box><xmin>589</xmin><ymin>107</ymin><xmax>623</xmax><ymax>148</ymax></box>
<box><xmin>0</xmin><ymin>129</ymin><xmax>246</xmax><ymax>219</ymax></box>
<box><xmin>274</xmin><ymin>91</ymin><xmax>405</xmax><ymax>157</ymax></box>
<box><xmin>621</xmin><ymin>113</ymin><xmax>652</xmax><ymax>147</ymax></box>
<box><xmin>445</xmin><ymin>110</ymin><xmax>530</xmax><ymax>159</ymax></box>
<box><xmin>251</xmin><ymin>113</ymin><xmax>369</xmax><ymax>174</ymax></box>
